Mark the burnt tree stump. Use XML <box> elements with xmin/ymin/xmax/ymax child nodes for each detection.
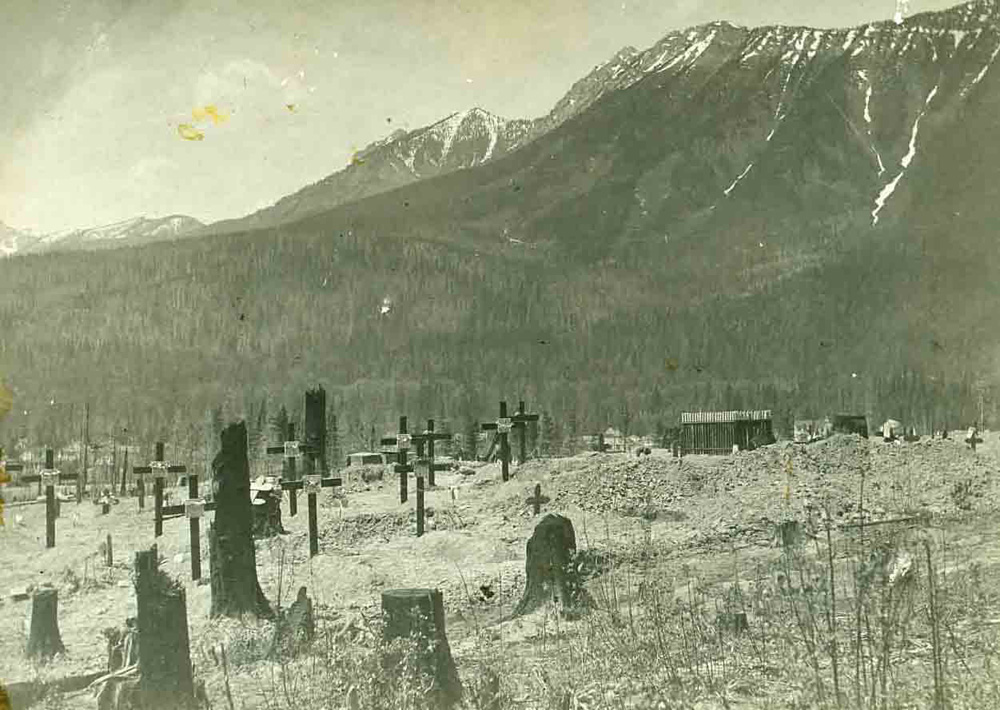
<box><xmin>209</xmin><ymin>421</ymin><xmax>272</xmax><ymax>619</ymax></box>
<box><xmin>134</xmin><ymin>547</ymin><xmax>196</xmax><ymax>710</ymax></box>
<box><xmin>513</xmin><ymin>513</ymin><xmax>590</xmax><ymax>618</ymax></box>
<box><xmin>26</xmin><ymin>586</ymin><xmax>65</xmax><ymax>661</ymax></box>
<box><xmin>381</xmin><ymin>588</ymin><xmax>462</xmax><ymax>709</ymax></box>
<box><xmin>251</xmin><ymin>486</ymin><xmax>286</xmax><ymax>539</ymax></box>
<box><xmin>268</xmin><ymin>586</ymin><xmax>315</xmax><ymax>659</ymax></box>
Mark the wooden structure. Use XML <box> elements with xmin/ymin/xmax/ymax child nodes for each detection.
<box><xmin>831</xmin><ymin>414</ymin><xmax>869</xmax><ymax>437</ymax></box>
<box><xmin>21</xmin><ymin>449</ymin><xmax>78</xmax><ymax>549</ymax></box>
<box><xmin>345</xmin><ymin>452</ymin><xmax>384</xmax><ymax>466</ymax></box>
<box><xmin>381</xmin><ymin>416</ymin><xmax>414</xmax><ymax>504</ymax></box>
<box><xmin>680</xmin><ymin>410</ymin><xmax>773</xmax><ymax>455</ymax></box>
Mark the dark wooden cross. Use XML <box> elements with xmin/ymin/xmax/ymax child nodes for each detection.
<box><xmin>482</xmin><ymin>401</ymin><xmax>514</xmax><ymax>482</ymax></box>
<box><xmin>412</xmin><ymin>419</ymin><xmax>451</xmax><ymax>488</ymax></box>
<box><xmin>161</xmin><ymin>470</ymin><xmax>215</xmax><ymax>581</ymax></box>
<box><xmin>512</xmin><ymin>400</ymin><xmax>540</xmax><ymax>465</ymax></box>
<box><xmin>381</xmin><ymin>416</ymin><xmax>414</xmax><ymax>504</ymax></box>
<box><xmin>20</xmin><ymin>449</ymin><xmax>79</xmax><ymax>548</ymax></box>
<box><xmin>416</xmin><ymin>475</ymin><xmax>426</xmax><ymax>537</ymax></box>
<box><xmin>266</xmin><ymin>422</ymin><xmax>315</xmax><ymax>517</ymax></box>
<box><xmin>526</xmin><ymin>483</ymin><xmax>550</xmax><ymax>516</ymax></box>
<box><xmin>135</xmin><ymin>442</ymin><xmax>187</xmax><ymax>537</ymax></box>
<box><xmin>280</xmin><ymin>461</ymin><xmax>342</xmax><ymax>558</ymax></box>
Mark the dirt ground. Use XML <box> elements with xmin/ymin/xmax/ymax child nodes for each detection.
<box><xmin>2</xmin><ymin>431</ymin><xmax>999</xmax><ymax>708</ymax></box>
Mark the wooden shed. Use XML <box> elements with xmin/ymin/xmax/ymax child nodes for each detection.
<box><xmin>831</xmin><ymin>415</ymin><xmax>869</xmax><ymax>437</ymax></box>
<box><xmin>680</xmin><ymin>410</ymin><xmax>774</xmax><ymax>455</ymax></box>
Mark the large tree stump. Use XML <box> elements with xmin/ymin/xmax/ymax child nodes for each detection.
<box><xmin>134</xmin><ymin>547</ymin><xmax>196</xmax><ymax>710</ymax></box>
<box><xmin>304</xmin><ymin>387</ymin><xmax>328</xmax><ymax>474</ymax></box>
<box><xmin>26</xmin><ymin>586</ymin><xmax>65</xmax><ymax>661</ymax></box>
<box><xmin>513</xmin><ymin>513</ymin><xmax>590</xmax><ymax>618</ymax></box>
<box><xmin>209</xmin><ymin>421</ymin><xmax>272</xmax><ymax>619</ymax></box>
<box><xmin>381</xmin><ymin>588</ymin><xmax>462</xmax><ymax>709</ymax></box>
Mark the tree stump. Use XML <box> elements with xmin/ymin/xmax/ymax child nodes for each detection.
<box><xmin>513</xmin><ymin>513</ymin><xmax>590</xmax><ymax>618</ymax></box>
<box><xmin>26</xmin><ymin>586</ymin><xmax>65</xmax><ymax>661</ymax></box>
<box><xmin>381</xmin><ymin>588</ymin><xmax>462</xmax><ymax>709</ymax></box>
<box><xmin>250</xmin><ymin>480</ymin><xmax>285</xmax><ymax>539</ymax></box>
<box><xmin>268</xmin><ymin>586</ymin><xmax>315</xmax><ymax>658</ymax></box>
<box><xmin>209</xmin><ymin>421</ymin><xmax>272</xmax><ymax>619</ymax></box>
<box><xmin>134</xmin><ymin>547</ymin><xmax>196</xmax><ymax>710</ymax></box>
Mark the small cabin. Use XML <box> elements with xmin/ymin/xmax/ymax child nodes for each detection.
<box><xmin>346</xmin><ymin>451</ymin><xmax>385</xmax><ymax>466</ymax></box>
<box><xmin>831</xmin><ymin>414</ymin><xmax>869</xmax><ymax>438</ymax></box>
<box><xmin>680</xmin><ymin>410</ymin><xmax>774</xmax><ymax>455</ymax></box>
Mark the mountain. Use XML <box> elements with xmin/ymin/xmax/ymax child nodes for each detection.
<box><xmin>207</xmin><ymin>108</ymin><xmax>533</xmax><ymax>233</ymax></box>
<box><xmin>1</xmin><ymin>215</ymin><xmax>203</xmax><ymax>257</ymax></box>
<box><xmin>2</xmin><ymin>0</ymin><xmax>999</xmax><ymax>447</ymax></box>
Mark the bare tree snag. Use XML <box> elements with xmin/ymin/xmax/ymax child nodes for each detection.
<box><xmin>513</xmin><ymin>513</ymin><xmax>590</xmax><ymax>618</ymax></box>
<box><xmin>26</xmin><ymin>586</ymin><xmax>65</xmax><ymax>661</ymax></box>
<box><xmin>134</xmin><ymin>547</ymin><xmax>196</xmax><ymax>710</ymax></box>
<box><xmin>208</xmin><ymin>421</ymin><xmax>272</xmax><ymax>619</ymax></box>
<box><xmin>381</xmin><ymin>588</ymin><xmax>462</xmax><ymax>709</ymax></box>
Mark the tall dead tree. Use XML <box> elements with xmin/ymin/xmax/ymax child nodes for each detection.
<box><xmin>209</xmin><ymin>421</ymin><xmax>272</xmax><ymax>618</ymax></box>
<box><xmin>134</xmin><ymin>547</ymin><xmax>196</xmax><ymax>710</ymax></box>
<box><xmin>26</xmin><ymin>586</ymin><xmax>65</xmax><ymax>660</ymax></box>
<box><xmin>513</xmin><ymin>513</ymin><xmax>590</xmax><ymax>618</ymax></box>
<box><xmin>304</xmin><ymin>386</ymin><xmax>327</xmax><ymax>475</ymax></box>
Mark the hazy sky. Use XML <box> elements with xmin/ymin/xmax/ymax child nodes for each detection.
<box><xmin>0</xmin><ymin>0</ymin><xmax>961</xmax><ymax>234</ymax></box>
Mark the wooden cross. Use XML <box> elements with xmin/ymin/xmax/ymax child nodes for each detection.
<box><xmin>381</xmin><ymin>416</ymin><xmax>414</xmax><ymax>504</ymax></box>
<box><xmin>281</xmin><ymin>467</ymin><xmax>342</xmax><ymax>558</ymax></box>
<box><xmin>20</xmin><ymin>449</ymin><xmax>79</xmax><ymax>548</ymax></box>
<box><xmin>161</xmin><ymin>471</ymin><xmax>215</xmax><ymax>581</ymax></box>
<box><xmin>266</xmin><ymin>422</ymin><xmax>318</xmax><ymax>517</ymax></box>
<box><xmin>412</xmin><ymin>419</ymin><xmax>451</xmax><ymax>488</ymax></box>
<box><xmin>511</xmin><ymin>400</ymin><xmax>540</xmax><ymax>465</ymax></box>
<box><xmin>135</xmin><ymin>442</ymin><xmax>187</xmax><ymax>537</ymax></box>
<box><xmin>416</xmin><ymin>475</ymin><xmax>427</xmax><ymax>537</ymax></box>
<box><xmin>526</xmin><ymin>483</ymin><xmax>550</xmax><ymax>516</ymax></box>
<box><xmin>482</xmin><ymin>401</ymin><xmax>514</xmax><ymax>482</ymax></box>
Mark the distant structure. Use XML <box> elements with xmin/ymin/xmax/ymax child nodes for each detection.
<box><xmin>831</xmin><ymin>415</ymin><xmax>869</xmax><ymax>438</ymax></box>
<box><xmin>345</xmin><ymin>452</ymin><xmax>385</xmax><ymax>466</ymax></box>
<box><xmin>680</xmin><ymin>410</ymin><xmax>774</xmax><ymax>455</ymax></box>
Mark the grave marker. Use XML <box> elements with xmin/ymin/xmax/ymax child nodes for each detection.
<box><xmin>416</xmin><ymin>475</ymin><xmax>426</xmax><ymax>537</ymax></box>
<box><xmin>482</xmin><ymin>401</ymin><xmax>513</xmax><ymax>482</ymax></box>
<box><xmin>526</xmin><ymin>483</ymin><xmax>550</xmax><ymax>516</ymax></box>
<box><xmin>161</xmin><ymin>470</ymin><xmax>216</xmax><ymax>581</ymax></box>
<box><xmin>381</xmin><ymin>416</ymin><xmax>414</xmax><ymax>504</ymax></box>
<box><xmin>135</xmin><ymin>442</ymin><xmax>187</xmax><ymax>537</ymax></box>
<box><xmin>281</xmin><ymin>469</ymin><xmax>342</xmax><ymax>558</ymax></box>
<box><xmin>412</xmin><ymin>419</ymin><xmax>451</xmax><ymax>488</ymax></box>
<box><xmin>266</xmin><ymin>422</ymin><xmax>314</xmax><ymax>517</ymax></box>
<box><xmin>511</xmin><ymin>401</ymin><xmax>540</xmax><ymax>465</ymax></box>
<box><xmin>20</xmin><ymin>449</ymin><xmax>78</xmax><ymax>548</ymax></box>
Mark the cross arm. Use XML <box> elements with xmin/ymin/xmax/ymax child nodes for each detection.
<box><xmin>281</xmin><ymin>476</ymin><xmax>343</xmax><ymax>492</ymax></box>
<box><xmin>161</xmin><ymin>500</ymin><xmax>218</xmax><ymax>520</ymax></box>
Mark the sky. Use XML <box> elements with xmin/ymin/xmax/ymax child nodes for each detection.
<box><xmin>0</xmin><ymin>0</ymin><xmax>962</xmax><ymax>234</ymax></box>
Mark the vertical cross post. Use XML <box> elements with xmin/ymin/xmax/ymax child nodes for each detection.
<box><xmin>287</xmin><ymin>423</ymin><xmax>298</xmax><ymax>517</ymax></box>
<box><xmin>188</xmin><ymin>472</ymin><xmax>202</xmax><ymax>581</ymax></box>
<box><xmin>512</xmin><ymin>400</ymin><xmax>540</xmax><ymax>465</ymax></box>
<box><xmin>380</xmin><ymin>417</ymin><xmax>413</xmax><ymax>504</ymax></box>
<box><xmin>416</xmin><ymin>475</ymin><xmax>425</xmax><ymax>537</ymax></box>
<box><xmin>482</xmin><ymin>401</ymin><xmax>512</xmax><ymax>482</ymax></box>
<box><xmin>266</xmin><ymin>423</ymin><xmax>301</xmax><ymax>517</ymax></box>
<box><xmin>44</xmin><ymin>449</ymin><xmax>56</xmax><ymax>548</ymax></box>
<box><xmin>153</xmin><ymin>443</ymin><xmax>165</xmax><ymax>536</ymax></box>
